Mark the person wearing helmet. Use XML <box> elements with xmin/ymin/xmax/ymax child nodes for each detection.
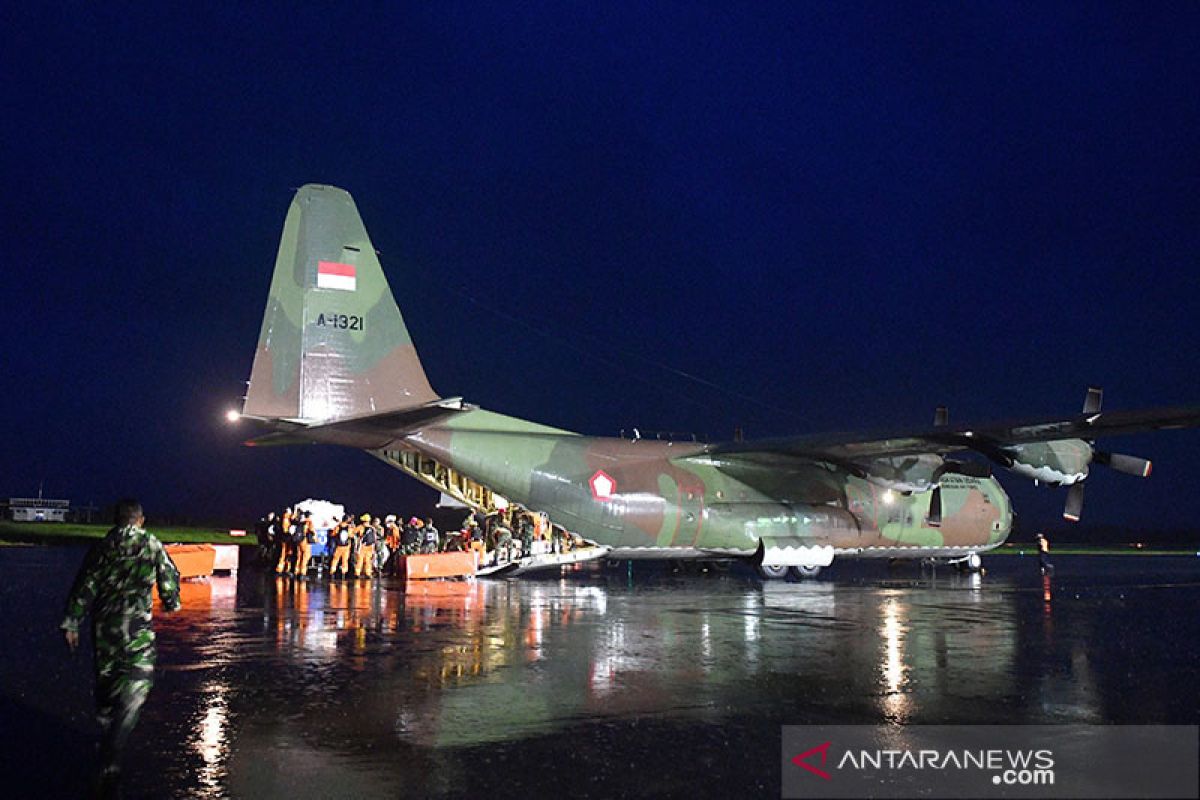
<box><xmin>275</xmin><ymin>507</ymin><xmax>294</xmax><ymax>574</ymax></box>
<box><xmin>292</xmin><ymin>511</ymin><xmax>315</xmax><ymax>578</ymax></box>
<box><xmin>355</xmin><ymin>514</ymin><xmax>378</xmax><ymax>578</ymax></box>
<box><xmin>383</xmin><ymin>515</ymin><xmax>402</xmax><ymax>574</ymax></box>
<box><xmin>328</xmin><ymin>513</ymin><xmax>353</xmax><ymax>579</ymax></box>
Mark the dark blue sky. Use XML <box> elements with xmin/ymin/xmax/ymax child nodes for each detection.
<box><xmin>3</xmin><ymin>4</ymin><xmax>1198</xmax><ymax>531</ymax></box>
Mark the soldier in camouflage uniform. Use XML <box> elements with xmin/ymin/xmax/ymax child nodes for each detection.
<box><xmin>61</xmin><ymin>499</ymin><xmax>181</xmax><ymax>784</ymax></box>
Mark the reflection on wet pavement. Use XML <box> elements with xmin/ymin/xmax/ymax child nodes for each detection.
<box><xmin>2</xmin><ymin>548</ymin><xmax>1198</xmax><ymax>798</ymax></box>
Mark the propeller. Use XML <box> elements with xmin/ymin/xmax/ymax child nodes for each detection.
<box><xmin>1064</xmin><ymin>483</ymin><xmax>1085</xmax><ymax>522</ymax></box>
<box><xmin>927</xmin><ymin>389</ymin><xmax>1151</xmax><ymax>523</ymax></box>
<box><xmin>1062</xmin><ymin>386</ymin><xmax>1153</xmax><ymax>522</ymax></box>
<box><xmin>1093</xmin><ymin>450</ymin><xmax>1152</xmax><ymax>477</ymax></box>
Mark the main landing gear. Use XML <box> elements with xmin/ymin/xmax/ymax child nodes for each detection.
<box><xmin>756</xmin><ymin>564</ymin><xmax>822</xmax><ymax>580</ymax></box>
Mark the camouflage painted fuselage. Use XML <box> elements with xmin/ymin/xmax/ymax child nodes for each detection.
<box><xmin>401</xmin><ymin>410</ymin><xmax>1012</xmax><ymax>559</ymax></box>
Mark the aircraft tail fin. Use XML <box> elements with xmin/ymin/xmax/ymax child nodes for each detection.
<box><xmin>243</xmin><ymin>184</ymin><xmax>439</xmax><ymax>423</ymax></box>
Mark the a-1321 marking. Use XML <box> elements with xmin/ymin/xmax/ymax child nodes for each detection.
<box><xmin>314</xmin><ymin>313</ymin><xmax>364</xmax><ymax>331</ymax></box>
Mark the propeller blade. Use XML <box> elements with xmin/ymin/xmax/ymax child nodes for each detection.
<box><xmin>1083</xmin><ymin>386</ymin><xmax>1103</xmax><ymax>415</ymax></box>
<box><xmin>1094</xmin><ymin>450</ymin><xmax>1152</xmax><ymax>478</ymax></box>
<box><xmin>927</xmin><ymin>486</ymin><xmax>942</xmax><ymax>527</ymax></box>
<box><xmin>1063</xmin><ymin>482</ymin><xmax>1085</xmax><ymax>522</ymax></box>
<box><xmin>934</xmin><ymin>406</ymin><xmax>949</xmax><ymax>427</ymax></box>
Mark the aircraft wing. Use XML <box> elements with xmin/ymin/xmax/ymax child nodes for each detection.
<box><xmin>697</xmin><ymin>406</ymin><xmax>1200</xmax><ymax>463</ymax></box>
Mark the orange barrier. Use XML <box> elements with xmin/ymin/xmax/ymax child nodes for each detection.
<box><xmin>403</xmin><ymin>579</ymin><xmax>478</xmax><ymax>598</ymax></box>
<box><xmin>399</xmin><ymin>551</ymin><xmax>477</xmax><ymax>580</ymax></box>
<box><xmin>165</xmin><ymin>544</ymin><xmax>216</xmax><ymax>579</ymax></box>
<box><xmin>160</xmin><ymin>577</ymin><xmax>236</xmax><ymax>609</ymax></box>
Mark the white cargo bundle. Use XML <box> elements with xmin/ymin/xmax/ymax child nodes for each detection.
<box><xmin>293</xmin><ymin>499</ymin><xmax>344</xmax><ymax>530</ymax></box>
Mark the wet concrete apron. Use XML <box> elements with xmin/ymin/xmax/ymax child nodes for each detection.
<box><xmin>2</xmin><ymin>547</ymin><xmax>1198</xmax><ymax>798</ymax></box>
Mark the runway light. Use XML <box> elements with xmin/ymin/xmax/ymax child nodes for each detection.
<box><xmin>225</xmin><ymin>409</ymin><xmax>241</xmax><ymax>423</ymax></box>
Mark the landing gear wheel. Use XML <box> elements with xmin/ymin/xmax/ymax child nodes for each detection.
<box><xmin>789</xmin><ymin>565</ymin><xmax>822</xmax><ymax>579</ymax></box>
<box><xmin>757</xmin><ymin>563</ymin><xmax>788</xmax><ymax>580</ymax></box>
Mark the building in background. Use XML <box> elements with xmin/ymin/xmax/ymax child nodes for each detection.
<box><xmin>3</xmin><ymin>496</ymin><xmax>70</xmax><ymax>522</ymax></box>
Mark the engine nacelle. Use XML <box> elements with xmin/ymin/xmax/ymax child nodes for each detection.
<box><xmin>1003</xmin><ymin>439</ymin><xmax>1092</xmax><ymax>486</ymax></box>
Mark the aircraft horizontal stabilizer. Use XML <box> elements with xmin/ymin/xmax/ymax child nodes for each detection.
<box><xmin>245</xmin><ymin>398</ymin><xmax>470</xmax><ymax>449</ymax></box>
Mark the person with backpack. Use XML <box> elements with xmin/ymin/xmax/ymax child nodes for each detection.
<box><xmin>469</xmin><ymin>519</ymin><xmax>486</xmax><ymax>563</ymax></box>
<box><xmin>517</xmin><ymin>510</ymin><xmax>534</xmax><ymax>558</ymax></box>
<box><xmin>402</xmin><ymin>517</ymin><xmax>422</xmax><ymax>555</ymax></box>
<box><xmin>370</xmin><ymin>516</ymin><xmax>391</xmax><ymax>575</ymax></box>
<box><xmin>381</xmin><ymin>515</ymin><xmax>401</xmax><ymax>573</ymax></box>
<box><xmin>328</xmin><ymin>514</ymin><xmax>353</xmax><ymax>579</ymax></box>
<box><xmin>384</xmin><ymin>515</ymin><xmax>401</xmax><ymax>552</ymax></box>
<box><xmin>274</xmin><ymin>507</ymin><xmax>294</xmax><ymax>574</ymax></box>
<box><xmin>355</xmin><ymin>514</ymin><xmax>378</xmax><ymax>578</ymax></box>
<box><xmin>490</xmin><ymin>514</ymin><xmax>513</xmax><ymax>563</ymax></box>
<box><xmin>255</xmin><ymin>511</ymin><xmax>276</xmax><ymax>562</ymax></box>
<box><xmin>292</xmin><ymin>510</ymin><xmax>315</xmax><ymax>578</ymax></box>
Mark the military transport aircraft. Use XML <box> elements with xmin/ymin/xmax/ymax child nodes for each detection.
<box><xmin>239</xmin><ymin>184</ymin><xmax>1200</xmax><ymax>578</ymax></box>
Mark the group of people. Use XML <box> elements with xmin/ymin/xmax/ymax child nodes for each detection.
<box><xmin>256</xmin><ymin>508</ymin><xmax>440</xmax><ymax>579</ymax></box>
<box><xmin>458</xmin><ymin>506</ymin><xmax>580</xmax><ymax>566</ymax></box>
<box><xmin>255</xmin><ymin>503</ymin><xmax>583</xmax><ymax>578</ymax></box>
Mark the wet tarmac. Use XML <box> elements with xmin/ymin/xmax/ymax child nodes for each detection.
<box><xmin>2</xmin><ymin>546</ymin><xmax>1198</xmax><ymax>798</ymax></box>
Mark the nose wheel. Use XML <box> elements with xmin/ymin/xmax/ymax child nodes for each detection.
<box><xmin>955</xmin><ymin>552</ymin><xmax>983</xmax><ymax>572</ymax></box>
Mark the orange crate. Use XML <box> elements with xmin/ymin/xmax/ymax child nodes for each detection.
<box><xmin>164</xmin><ymin>544</ymin><xmax>216</xmax><ymax>579</ymax></box>
<box><xmin>400</xmin><ymin>551</ymin><xmax>477</xmax><ymax>580</ymax></box>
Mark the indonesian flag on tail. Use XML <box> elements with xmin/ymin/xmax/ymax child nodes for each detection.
<box><xmin>317</xmin><ymin>261</ymin><xmax>356</xmax><ymax>291</ymax></box>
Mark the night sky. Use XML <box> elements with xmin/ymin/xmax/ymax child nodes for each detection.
<box><xmin>4</xmin><ymin>4</ymin><xmax>1198</xmax><ymax>534</ymax></box>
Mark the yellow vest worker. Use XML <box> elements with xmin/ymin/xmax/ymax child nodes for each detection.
<box><xmin>293</xmin><ymin>512</ymin><xmax>314</xmax><ymax>577</ymax></box>
<box><xmin>354</xmin><ymin>514</ymin><xmax>377</xmax><ymax>578</ymax></box>
<box><xmin>275</xmin><ymin>509</ymin><xmax>294</xmax><ymax>574</ymax></box>
<box><xmin>329</xmin><ymin>516</ymin><xmax>353</xmax><ymax>578</ymax></box>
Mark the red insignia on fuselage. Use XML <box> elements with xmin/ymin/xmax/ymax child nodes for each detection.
<box><xmin>589</xmin><ymin>470</ymin><xmax>616</xmax><ymax>501</ymax></box>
